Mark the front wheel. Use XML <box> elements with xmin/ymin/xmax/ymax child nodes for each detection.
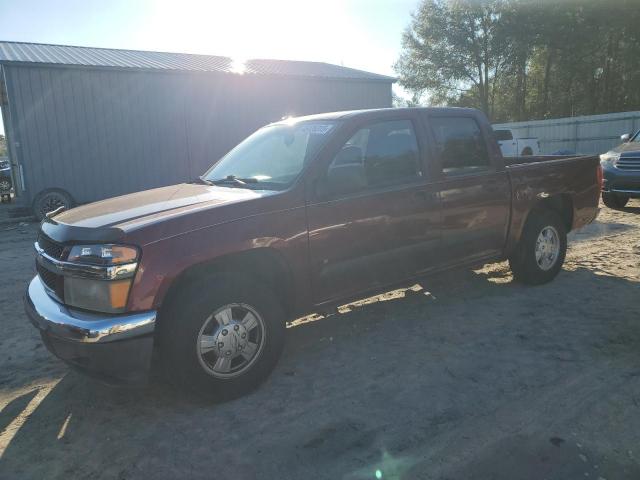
<box><xmin>0</xmin><ymin>175</ymin><xmax>11</xmax><ymax>192</ymax></box>
<box><xmin>602</xmin><ymin>192</ymin><xmax>629</xmax><ymax>210</ymax></box>
<box><xmin>157</xmin><ymin>273</ymin><xmax>286</xmax><ymax>402</ymax></box>
<box><xmin>509</xmin><ymin>210</ymin><xmax>567</xmax><ymax>285</ymax></box>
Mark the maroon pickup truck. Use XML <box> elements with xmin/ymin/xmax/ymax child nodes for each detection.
<box><xmin>25</xmin><ymin>107</ymin><xmax>601</xmax><ymax>400</ymax></box>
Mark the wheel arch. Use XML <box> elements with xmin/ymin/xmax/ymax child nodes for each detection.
<box><xmin>159</xmin><ymin>247</ymin><xmax>296</xmax><ymax>321</ymax></box>
<box><xmin>508</xmin><ymin>193</ymin><xmax>574</xmax><ymax>256</ymax></box>
<box><xmin>32</xmin><ymin>187</ymin><xmax>76</xmax><ymax>219</ymax></box>
<box><xmin>528</xmin><ymin>194</ymin><xmax>574</xmax><ymax>231</ymax></box>
<box><xmin>521</xmin><ymin>146</ymin><xmax>533</xmax><ymax>156</ymax></box>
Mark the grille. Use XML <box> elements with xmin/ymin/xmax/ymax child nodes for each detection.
<box><xmin>37</xmin><ymin>234</ymin><xmax>65</xmax><ymax>259</ymax></box>
<box><xmin>36</xmin><ymin>262</ymin><xmax>65</xmax><ymax>300</ymax></box>
<box><xmin>616</xmin><ymin>156</ymin><xmax>640</xmax><ymax>171</ymax></box>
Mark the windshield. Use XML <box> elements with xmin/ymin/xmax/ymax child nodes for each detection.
<box><xmin>202</xmin><ymin>121</ymin><xmax>337</xmax><ymax>190</ymax></box>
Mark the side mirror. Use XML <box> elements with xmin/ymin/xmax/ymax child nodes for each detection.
<box><xmin>620</xmin><ymin>133</ymin><xmax>631</xmax><ymax>143</ymax></box>
<box><xmin>326</xmin><ymin>163</ymin><xmax>367</xmax><ymax>196</ymax></box>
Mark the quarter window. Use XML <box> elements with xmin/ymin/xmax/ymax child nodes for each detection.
<box><xmin>430</xmin><ymin>117</ymin><xmax>490</xmax><ymax>174</ymax></box>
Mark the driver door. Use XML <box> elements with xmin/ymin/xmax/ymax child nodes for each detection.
<box><xmin>306</xmin><ymin>115</ymin><xmax>441</xmax><ymax>305</ymax></box>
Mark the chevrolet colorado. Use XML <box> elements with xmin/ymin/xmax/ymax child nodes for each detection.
<box><xmin>25</xmin><ymin>107</ymin><xmax>601</xmax><ymax>401</ymax></box>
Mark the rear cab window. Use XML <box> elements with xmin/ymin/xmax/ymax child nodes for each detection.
<box><xmin>428</xmin><ymin>116</ymin><xmax>491</xmax><ymax>176</ymax></box>
<box><xmin>494</xmin><ymin>129</ymin><xmax>513</xmax><ymax>141</ymax></box>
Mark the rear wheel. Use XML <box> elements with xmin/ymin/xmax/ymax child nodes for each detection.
<box><xmin>509</xmin><ymin>210</ymin><xmax>567</xmax><ymax>285</ymax></box>
<box><xmin>602</xmin><ymin>192</ymin><xmax>629</xmax><ymax>210</ymax></box>
<box><xmin>157</xmin><ymin>273</ymin><xmax>286</xmax><ymax>402</ymax></box>
<box><xmin>521</xmin><ymin>147</ymin><xmax>533</xmax><ymax>156</ymax></box>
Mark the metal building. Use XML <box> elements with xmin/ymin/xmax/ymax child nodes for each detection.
<box><xmin>0</xmin><ymin>41</ymin><xmax>395</xmax><ymax>215</ymax></box>
<box><xmin>493</xmin><ymin>110</ymin><xmax>640</xmax><ymax>155</ymax></box>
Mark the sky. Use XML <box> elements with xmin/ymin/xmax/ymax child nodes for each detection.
<box><xmin>0</xmin><ymin>0</ymin><xmax>419</xmax><ymax>135</ymax></box>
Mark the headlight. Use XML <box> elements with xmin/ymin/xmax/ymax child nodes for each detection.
<box><xmin>67</xmin><ymin>244</ymin><xmax>139</xmax><ymax>265</ymax></box>
<box><xmin>600</xmin><ymin>152</ymin><xmax>619</xmax><ymax>165</ymax></box>
<box><xmin>64</xmin><ymin>244</ymin><xmax>139</xmax><ymax>313</ymax></box>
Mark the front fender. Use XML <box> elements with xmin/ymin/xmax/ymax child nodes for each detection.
<box><xmin>126</xmin><ymin>207</ymin><xmax>310</xmax><ymax>313</ymax></box>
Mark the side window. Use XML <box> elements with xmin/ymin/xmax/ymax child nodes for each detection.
<box><xmin>430</xmin><ymin>117</ymin><xmax>490</xmax><ymax>175</ymax></box>
<box><xmin>494</xmin><ymin>129</ymin><xmax>513</xmax><ymax>141</ymax></box>
<box><xmin>327</xmin><ymin>120</ymin><xmax>421</xmax><ymax>194</ymax></box>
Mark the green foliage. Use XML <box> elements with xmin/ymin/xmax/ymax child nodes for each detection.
<box><xmin>396</xmin><ymin>0</ymin><xmax>640</xmax><ymax>122</ymax></box>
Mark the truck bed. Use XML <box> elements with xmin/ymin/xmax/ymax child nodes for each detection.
<box><xmin>502</xmin><ymin>153</ymin><xmax>601</xmax><ymax>255</ymax></box>
<box><xmin>502</xmin><ymin>154</ymin><xmax>597</xmax><ymax>167</ymax></box>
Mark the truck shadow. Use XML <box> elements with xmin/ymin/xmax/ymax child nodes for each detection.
<box><xmin>620</xmin><ymin>203</ymin><xmax>640</xmax><ymax>215</ymax></box>
<box><xmin>2</xmin><ymin>266</ymin><xmax>640</xmax><ymax>479</ymax></box>
<box><xmin>569</xmin><ymin>219</ymin><xmax>635</xmax><ymax>242</ymax></box>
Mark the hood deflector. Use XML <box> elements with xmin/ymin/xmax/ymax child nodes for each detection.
<box><xmin>41</xmin><ymin>218</ymin><xmax>125</xmax><ymax>244</ymax></box>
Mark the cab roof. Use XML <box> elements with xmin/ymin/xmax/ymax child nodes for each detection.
<box><xmin>279</xmin><ymin>107</ymin><xmax>482</xmax><ymax>124</ymax></box>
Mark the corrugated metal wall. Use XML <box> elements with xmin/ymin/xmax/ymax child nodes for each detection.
<box><xmin>493</xmin><ymin>111</ymin><xmax>640</xmax><ymax>155</ymax></box>
<box><xmin>3</xmin><ymin>64</ymin><xmax>392</xmax><ymax>205</ymax></box>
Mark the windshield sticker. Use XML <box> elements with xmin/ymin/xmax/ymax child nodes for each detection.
<box><xmin>299</xmin><ymin>124</ymin><xmax>335</xmax><ymax>135</ymax></box>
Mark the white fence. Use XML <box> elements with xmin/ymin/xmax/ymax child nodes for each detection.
<box><xmin>493</xmin><ymin>110</ymin><xmax>640</xmax><ymax>155</ymax></box>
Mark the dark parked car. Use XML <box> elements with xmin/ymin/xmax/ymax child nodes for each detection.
<box><xmin>600</xmin><ymin>131</ymin><xmax>640</xmax><ymax>209</ymax></box>
<box><xmin>25</xmin><ymin>107</ymin><xmax>601</xmax><ymax>401</ymax></box>
<box><xmin>0</xmin><ymin>156</ymin><xmax>12</xmax><ymax>199</ymax></box>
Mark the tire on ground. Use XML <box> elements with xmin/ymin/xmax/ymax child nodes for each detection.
<box><xmin>0</xmin><ymin>175</ymin><xmax>12</xmax><ymax>192</ymax></box>
<box><xmin>509</xmin><ymin>209</ymin><xmax>567</xmax><ymax>285</ymax></box>
<box><xmin>602</xmin><ymin>192</ymin><xmax>629</xmax><ymax>210</ymax></box>
<box><xmin>32</xmin><ymin>188</ymin><xmax>75</xmax><ymax>220</ymax></box>
<box><xmin>156</xmin><ymin>272</ymin><xmax>286</xmax><ymax>402</ymax></box>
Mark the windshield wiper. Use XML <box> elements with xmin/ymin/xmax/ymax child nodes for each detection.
<box><xmin>191</xmin><ymin>176</ymin><xmax>214</xmax><ymax>185</ymax></box>
<box><xmin>208</xmin><ymin>175</ymin><xmax>259</xmax><ymax>186</ymax></box>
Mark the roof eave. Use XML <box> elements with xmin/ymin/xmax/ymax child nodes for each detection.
<box><xmin>0</xmin><ymin>59</ymin><xmax>396</xmax><ymax>83</ymax></box>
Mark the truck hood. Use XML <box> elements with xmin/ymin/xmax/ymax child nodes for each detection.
<box><xmin>608</xmin><ymin>141</ymin><xmax>640</xmax><ymax>155</ymax></box>
<box><xmin>53</xmin><ymin>183</ymin><xmax>268</xmax><ymax>229</ymax></box>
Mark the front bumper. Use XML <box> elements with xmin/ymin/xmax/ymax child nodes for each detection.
<box><xmin>24</xmin><ymin>276</ymin><xmax>156</xmax><ymax>384</ymax></box>
<box><xmin>602</xmin><ymin>163</ymin><xmax>640</xmax><ymax>198</ymax></box>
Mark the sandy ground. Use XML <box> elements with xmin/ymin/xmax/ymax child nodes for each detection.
<box><xmin>0</xmin><ymin>201</ymin><xmax>639</xmax><ymax>479</ymax></box>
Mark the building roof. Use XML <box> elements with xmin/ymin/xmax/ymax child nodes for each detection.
<box><xmin>0</xmin><ymin>41</ymin><xmax>395</xmax><ymax>82</ymax></box>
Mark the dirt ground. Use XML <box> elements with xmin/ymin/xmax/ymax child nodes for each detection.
<box><xmin>1</xmin><ymin>201</ymin><xmax>639</xmax><ymax>480</ymax></box>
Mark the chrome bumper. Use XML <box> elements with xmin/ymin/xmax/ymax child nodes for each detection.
<box><xmin>25</xmin><ymin>276</ymin><xmax>157</xmax><ymax>384</ymax></box>
<box><xmin>24</xmin><ymin>276</ymin><xmax>156</xmax><ymax>343</ymax></box>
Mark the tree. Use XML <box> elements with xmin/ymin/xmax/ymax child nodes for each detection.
<box><xmin>395</xmin><ymin>0</ymin><xmax>509</xmax><ymax>117</ymax></box>
<box><xmin>396</xmin><ymin>0</ymin><xmax>640</xmax><ymax>122</ymax></box>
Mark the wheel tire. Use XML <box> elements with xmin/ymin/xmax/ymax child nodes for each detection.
<box><xmin>157</xmin><ymin>272</ymin><xmax>286</xmax><ymax>402</ymax></box>
<box><xmin>509</xmin><ymin>210</ymin><xmax>567</xmax><ymax>285</ymax></box>
<box><xmin>0</xmin><ymin>176</ymin><xmax>11</xmax><ymax>192</ymax></box>
<box><xmin>521</xmin><ymin>147</ymin><xmax>533</xmax><ymax>156</ymax></box>
<box><xmin>602</xmin><ymin>192</ymin><xmax>629</xmax><ymax>210</ymax></box>
<box><xmin>33</xmin><ymin>189</ymin><xmax>75</xmax><ymax>220</ymax></box>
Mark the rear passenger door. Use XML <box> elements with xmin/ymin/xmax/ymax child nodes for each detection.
<box><xmin>306</xmin><ymin>115</ymin><xmax>440</xmax><ymax>305</ymax></box>
<box><xmin>425</xmin><ymin>114</ymin><xmax>511</xmax><ymax>266</ymax></box>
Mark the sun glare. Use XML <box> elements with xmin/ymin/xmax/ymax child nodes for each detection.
<box><xmin>230</xmin><ymin>58</ymin><xmax>247</xmax><ymax>75</ymax></box>
<box><xmin>141</xmin><ymin>0</ymin><xmax>390</xmax><ymax>78</ymax></box>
